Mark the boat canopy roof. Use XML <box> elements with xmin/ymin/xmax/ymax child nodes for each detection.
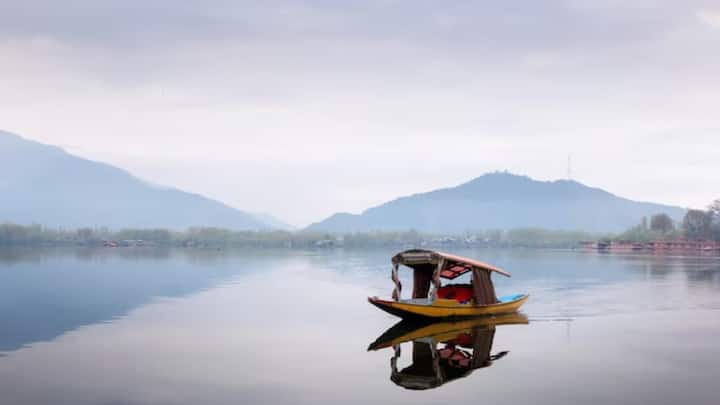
<box><xmin>391</xmin><ymin>249</ymin><xmax>511</xmax><ymax>279</ymax></box>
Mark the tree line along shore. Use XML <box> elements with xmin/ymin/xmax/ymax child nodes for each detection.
<box><xmin>1</xmin><ymin>199</ymin><xmax>717</xmax><ymax>250</ymax></box>
<box><xmin>0</xmin><ymin>224</ymin><xmax>605</xmax><ymax>249</ymax></box>
<box><xmin>606</xmin><ymin>201</ymin><xmax>720</xmax><ymax>245</ymax></box>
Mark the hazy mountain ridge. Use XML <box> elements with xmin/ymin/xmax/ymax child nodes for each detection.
<box><xmin>1</xmin><ymin>130</ymin><xmax>687</xmax><ymax>233</ymax></box>
<box><xmin>250</xmin><ymin>212</ymin><xmax>296</xmax><ymax>231</ymax></box>
<box><xmin>306</xmin><ymin>172</ymin><xmax>686</xmax><ymax>233</ymax></box>
<box><xmin>0</xmin><ymin>130</ymin><xmax>279</xmax><ymax>230</ymax></box>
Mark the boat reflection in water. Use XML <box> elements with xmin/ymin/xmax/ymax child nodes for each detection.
<box><xmin>368</xmin><ymin>314</ymin><xmax>528</xmax><ymax>390</ymax></box>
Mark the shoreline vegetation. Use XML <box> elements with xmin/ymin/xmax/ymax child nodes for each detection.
<box><xmin>1</xmin><ymin>199</ymin><xmax>717</xmax><ymax>251</ymax></box>
<box><xmin>0</xmin><ymin>223</ymin><xmax>608</xmax><ymax>249</ymax></box>
<box><xmin>605</xmin><ymin>202</ymin><xmax>720</xmax><ymax>245</ymax></box>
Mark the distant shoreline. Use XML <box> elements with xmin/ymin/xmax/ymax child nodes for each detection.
<box><xmin>581</xmin><ymin>239</ymin><xmax>720</xmax><ymax>254</ymax></box>
<box><xmin>3</xmin><ymin>222</ymin><xmax>719</xmax><ymax>255</ymax></box>
<box><xmin>0</xmin><ymin>222</ymin><xmax>608</xmax><ymax>249</ymax></box>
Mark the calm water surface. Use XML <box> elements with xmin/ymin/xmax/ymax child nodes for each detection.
<box><xmin>1</xmin><ymin>247</ymin><xmax>719</xmax><ymax>405</ymax></box>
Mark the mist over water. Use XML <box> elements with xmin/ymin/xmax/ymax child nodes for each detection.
<box><xmin>1</xmin><ymin>247</ymin><xmax>719</xmax><ymax>405</ymax></box>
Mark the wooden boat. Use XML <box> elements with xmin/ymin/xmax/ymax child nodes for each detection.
<box><xmin>367</xmin><ymin>314</ymin><xmax>528</xmax><ymax>390</ymax></box>
<box><xmin>368</xmin><ymin>249</ymin><xmax>528</xmax><ymax>319</ymax></box>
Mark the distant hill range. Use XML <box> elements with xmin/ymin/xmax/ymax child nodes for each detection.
<box><xmin>249</xmin><ymin>212</ymin><xmax>296</xmax><ymax>231</ymax></box>
<box><xmin>307</xmin><ymin>172</ymin><xmax>686</xmax><ymax>233</ymax></box>
<box><xmin>0</xmin><ymin>130</ymin><xmax>284</xmax><ymax>230</ymax></box>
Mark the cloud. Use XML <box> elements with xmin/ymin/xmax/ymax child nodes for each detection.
<box><xmin>1</xmin><ymin>1</ymin><xmax>719</xmax><ymax>225</ymax></box>
<box><xmin>697</xmin><ymin>9</ymin><xmax>720</xmax><ymax>29</ymax></box>
<box><xmin>0</xmin><ymin>1</ymin><xmax>700</xmax><ymax>49</ymax></box>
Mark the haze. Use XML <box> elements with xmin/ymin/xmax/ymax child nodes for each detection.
<box><xmin>2</xmin><ymin>1</ymin><xmax>719</xmax><ymax>226</ymax></box>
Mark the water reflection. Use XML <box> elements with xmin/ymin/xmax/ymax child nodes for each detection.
<box><xmin>1</xmin><ymin>248</ymin><xmax>720</xmax><ymax>404</ymax></box>
<box><xmin>368</xmin><ymin>314</ymin><xmax>528</xmax><ymax>390</ymax></box>
<box><xmin>0</xmin><ymin>247</ymin><xmax>279</xmax><ymax>353</ymax></box>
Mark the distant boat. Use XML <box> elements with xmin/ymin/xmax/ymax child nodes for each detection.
<box><xmin>368</xmin><ymin>249</ymin><xmax>528</xmax><ymax>319</ymax></box>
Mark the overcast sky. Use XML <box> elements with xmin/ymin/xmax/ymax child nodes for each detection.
<box><xmin>1</xmin><ymin>1</ymin><xmax>719</xmax><ymax>226</ymax></box>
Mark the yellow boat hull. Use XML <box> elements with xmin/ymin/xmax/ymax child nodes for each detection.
<box><xmin>368</xmin><ymin>312</ymin><xmax>529</xmax><ymax>351</ymax></box>
<box><xmin>368</xmin><ymin>294</ymin><xmax>528</xmax><ymax>320</ymax></box>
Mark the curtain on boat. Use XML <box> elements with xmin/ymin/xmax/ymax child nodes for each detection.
<box><xmin>411</xmin><ymin>264</ymin><xmax>436</xmax><ymax>298</ymax></box>
<box><xmin>471</xmin><ymin>268</ymin><xmax>498</xmax><ymax>305</ymax></box>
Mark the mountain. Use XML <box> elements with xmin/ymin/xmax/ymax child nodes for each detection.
<box><xmin>306</xmin><ymin>172</ymin><xmax>686</xmax><ymax>233</ymax></box>
<box><xmin>0</xmin><ymin>130</ymin><xmax>276</xmax><ymax>230</ymax></box>
<box><xmin>250</xmin><ymin>212</ymin><xmax>296</xmax><ymax>231</ymax></box>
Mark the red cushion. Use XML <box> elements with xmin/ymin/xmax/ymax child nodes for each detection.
<box><xmin>437</xmin><ymin>284</ymin><xmax>473</xmax><ymax>302</ymax></box>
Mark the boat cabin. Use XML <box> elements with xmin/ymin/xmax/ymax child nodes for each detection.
<box><xmin>390</xmin><ymin>249</ymin><xmax>511</xmax><ymax>306</ymax></box>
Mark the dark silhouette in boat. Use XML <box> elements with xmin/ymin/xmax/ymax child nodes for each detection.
<box><xmin>368</xmin><ymin>249</ymin><xmax>528</xmax><ymax>319</ymax></box>
<box><xmin>368</xmin><ymin>314</ymin><xmax>528</xmax><ymax>390</ymax></box>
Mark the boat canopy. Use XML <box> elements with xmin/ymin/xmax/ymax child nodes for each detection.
<box><xmin>392</xmin><ymin>250</ymin><xmax>511</xmax><ymax>278</ymax></box>
<box><xmin>389</xmin><ymin>249</ymin><xmax>510</xmax><ymax>305</ymax></box>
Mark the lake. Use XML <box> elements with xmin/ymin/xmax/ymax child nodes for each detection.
<box><xmin>1</xmin><ymin>247</ymin><xmax>719</xmax><ymax>405</ymax></box>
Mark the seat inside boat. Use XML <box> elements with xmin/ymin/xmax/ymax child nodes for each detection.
<box><xmin>436</xmin><ymin>284</ymin><xmax>473</xmax><ymax>303</ymax></box>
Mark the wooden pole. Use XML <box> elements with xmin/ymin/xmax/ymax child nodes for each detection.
<box><xmin>391</xmin><ymin>263</ymin><xmax>401</xmax><ymax>301</ymax></box>
<box><xmin>428</xmin><ymin>258</ymin><xmax>444</xmax><ymax>302</ymax></box>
